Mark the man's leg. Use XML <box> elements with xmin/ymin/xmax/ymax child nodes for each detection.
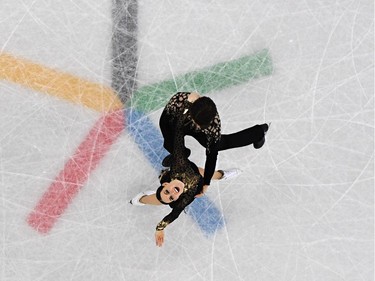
<box><xmin>218</xmin><ymin>124</ymin><xmax>268</xmax><ymax>151</ymax></box>
<box><xmin>159</xmin><ymin>112</ymin><xmax>191</xmax><ymax>167</ymax></box>
<box><xmin>159</xmin><ymin>111</ymin><xmax>174</xmax><ymax>154</ymax></box>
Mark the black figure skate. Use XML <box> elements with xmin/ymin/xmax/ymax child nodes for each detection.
<box><xmin>253</xmin><ymin>123</ymin><xmax>271</xmax><ymax>149</ymax></box>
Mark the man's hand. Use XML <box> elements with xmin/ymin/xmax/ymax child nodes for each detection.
<box><xmin>195</xmin><ymin>185</ymin><xmax>209</xmax><ymax>198</ymax></box>
<box><xmin>155</xmin><ymin>230</ymin><xmax>165</xmax><ymax>247</ymax></box>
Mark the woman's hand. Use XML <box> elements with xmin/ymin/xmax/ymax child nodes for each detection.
<box><xmin>155</xmin><ymin>230</ymin><xmax>165</xmax><ymax>247</ymax></box>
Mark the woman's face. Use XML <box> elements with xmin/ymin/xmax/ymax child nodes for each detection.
<box><xmin>160</xmin><ymin>179</ymin><xmax>184</xmax><ymax>203</ymax></box>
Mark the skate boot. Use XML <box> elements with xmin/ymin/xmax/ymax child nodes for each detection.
<box><xmin>219</xmin><ymin>168</ymin><xmax>242</xmax><ymax>180</ymax></box>
<box><xmin>129</xmin><ymin>190</ymin><xmax>155</xmax><ymax>206</ymax></box>
<box><xmin>253</xmin><ymin>123</ymin><xmax>270</xmax><ymax>149</ymax></box>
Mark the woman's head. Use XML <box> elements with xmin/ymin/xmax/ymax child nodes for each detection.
<box><xmin>156</xmin><ymin>179</ymin><xmax>185</xmax><ymax>204</ymax></box>
<box><xmin>189</xmin><ymin>96</ymin><xmax>217</xmax><ymax>129</ymax></box>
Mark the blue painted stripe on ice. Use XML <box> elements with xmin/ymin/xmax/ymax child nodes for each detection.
<box><xmin>125</xmin><ymin>108</ymin><xmax>224</xmax><ymax>235</ymax></box>
<box><xmin>188</xmin><ymin>197</ymin><xmax>225</xmax><ymax>236</ymax></box>
<box><xmin>125</xmin><ymin>108</ymin><xmax>166</xmax><ymax>171</ymax></box>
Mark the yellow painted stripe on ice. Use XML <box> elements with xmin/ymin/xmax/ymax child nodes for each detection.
<box><xmin>0</xmin><ymin>53</ymin><xmax>123</xmax><ymax>112</ymax></box>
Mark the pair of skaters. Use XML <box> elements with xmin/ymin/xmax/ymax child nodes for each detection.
<box><xmin>130</xmin><ymin>92</ymin><xmax>269</xmax><ymax>247</ymax></box>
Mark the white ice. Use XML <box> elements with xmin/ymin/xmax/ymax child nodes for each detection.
<box><xmin>0</xmin><ymin>0</ymin><xmax>373</xmax><ymax>280</ymax></box>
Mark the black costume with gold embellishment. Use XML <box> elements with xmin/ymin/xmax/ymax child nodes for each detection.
<box><xmin>159</xmin><ymin>92</ymin><xmax>221</xmax><ymax>187</ymax></box>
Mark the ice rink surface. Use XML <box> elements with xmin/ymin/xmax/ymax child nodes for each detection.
<box><xmin>0</xmin><ymin>0</ymin><xmax>373</xmax><ymax>280</ymax></box>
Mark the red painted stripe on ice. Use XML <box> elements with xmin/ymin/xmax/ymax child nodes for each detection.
<box><xmin>27</xmin><ymin>110</ymin><xmax>125</xmax><ymax>233</ymax></box>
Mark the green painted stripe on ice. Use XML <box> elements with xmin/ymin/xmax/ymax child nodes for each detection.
<box><xmin>128</xmin><ymin>49</ymin><xmax>272</xmax><ymax>112</ymax></box>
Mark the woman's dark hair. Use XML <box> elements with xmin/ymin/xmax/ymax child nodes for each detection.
<box><xmin>156</xmin><ymin>169</ymin><xmax>171</xmax><ymax>205</ymax></box>
<box><xmin>156</xmin><ymin>185</ymin><xmax>169</xmax><ymax>205</ymax></box>
<box><xmin>189</xmin><ymin>96</ymin><xmax>217</xmax><ymax>129</ymax></box>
